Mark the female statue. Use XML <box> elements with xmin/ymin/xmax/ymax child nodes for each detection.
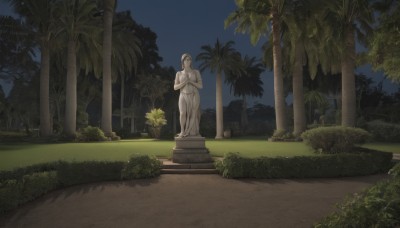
<box><xmin>174</xmin><ymin>53</ymin><xmax>203</xmax><ymax>137</ymax></box>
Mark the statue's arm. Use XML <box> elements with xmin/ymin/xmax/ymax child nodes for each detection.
<box><xmin>190</xmin><ymin>70</ymin><xmax>203</xmax><ymax>89</ymax></box>
<box><xmin>174</xmin><ymin>72</ymin><xmax>186</xmax><ymax>90</ymax></box>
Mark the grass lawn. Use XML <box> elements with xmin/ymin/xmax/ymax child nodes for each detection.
<box><xmin>362</xmin><ymin>143</ymin><xmax>400</xmax><ymax>154</ymax></box>
<box><xmin>0</xmin><ymin>138</ymin><xmax>398</xmax><ymax>171</ymax></box>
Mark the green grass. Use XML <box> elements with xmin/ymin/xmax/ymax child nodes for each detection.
<box><xmin>0</xmin><ymin>138</ymin><xmax>398</xmax><ymax>171</ymax></box>
<box><xmin>362</xmin><ymin>143</ymin><xmax>400</xmax><ymax>154</ymax></box>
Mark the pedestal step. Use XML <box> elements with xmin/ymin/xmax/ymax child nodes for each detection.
<box><xmin>161</xmin><ymin>169</ymin><xmax>219</xmax><ymax>174</ymax></box>
<box><xmin>161</xmin><ymin>161</ymin><xmax>218</xmax><ymax>174</ymax></box>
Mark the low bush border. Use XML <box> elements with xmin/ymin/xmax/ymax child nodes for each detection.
<box><xmin>0</xmin><ymin>156</ymin><xmax>161</xmax><ymax>214</ymax></box>
<box><xmin>215</xmin><ymin>148</ymin><xmax>393</xmax><ymax>179</ymax></box>
<box><xmin>314</xmin><ymin>162</ymin><xmax>400</xmax><ymax>227</ymax></box>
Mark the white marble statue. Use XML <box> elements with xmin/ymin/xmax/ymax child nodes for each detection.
<box><xmin>174</xmin><ymin>53</ymin><xmax>203</xmax><ymax>138</ymax></box>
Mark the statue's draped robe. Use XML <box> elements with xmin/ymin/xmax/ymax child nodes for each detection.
<box><xmin>175</xmin><ymin>70</ymin><xmax>202</xmax><ymax>137</ymax></box>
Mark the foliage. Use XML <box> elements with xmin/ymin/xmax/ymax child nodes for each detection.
<box><xmin>215</xmin><ymin>150</ymin><xmax>392</xmax><ymax>179</ymax></box>
<box><xmin>145</xmin><ymin>108</ymin><xmax>167</xmax><ymax>139</ymax></box>
<box><xmin>0</xmin><ymin>160</ymin><xmax>129</xmax><ymax>214</ymax></box>
<box><xmin>76</xmin><ymin>126</ymin><xmax>107</xmax><ymax>142</ymax></box>
<box><xmin>0</xmin><ymin>131</ymin><xmax>29</xmax><ymax>142</ymax></box>
<box><xmin>121</xmin><ymin>154</ymin><xmax>161</xmax><ymax>179</ymax></box>
<box><xmin>56</xmin><ymin>161</ymin><xmax>125</xmax><ymax>186</ymax></box>
<box><xmin>0</xmin><ymin>171</ymin><xmax>58</xmax><ymax>214</ymax></box>
<box><xmin>366</xmin><ymin>120</ymin><xmax>400</xmax><ymax>143</ymax></box>
<box><xmin>301</xmin><ymin>126</ymin><xmax>372</xmax><ymax>154</ymax></box>
<box><xmin>388</xmin><ymin>162</ymin><xmax>400</xmax><ymax>178</ymax></box>
<box><xmin>314</xmin><ymin>177</ymin><xmax>400</xmax><ymax>228</ymax></box>
<box><xmin>368</xmin><ymin>1</ymin><xmax>400</xmax><ymax>82</ymax></box>
<box><xmin>270</xmin><ymin>129</ymin><xmax>298</xmax><ymax>142</ymax></box>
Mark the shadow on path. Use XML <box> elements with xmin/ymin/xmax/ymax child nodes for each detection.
<box><xmin>0</xmin><ymin>174</ymin><xmax>389</xmax><ymax>228</ymax></box>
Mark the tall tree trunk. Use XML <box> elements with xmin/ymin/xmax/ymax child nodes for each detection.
<box><xmin>272</xmin><ymin>17</ymin><xmax>287</xmax><ymax>132</ymax></box>
<box><xmin>292</xmin><ymin>40</ymin><xmax>306</xmax><ymax>136</ymax></box>
<box><xmin>241</xmin><ymin>95</ymin><xmax>248</xmax><ymax>133</ymax></box>
<box><xmin>341</xmin><ymin>26</ymin><xmax>356</xmax><ymax>127</ymax></box>
<box><xmin>101</xmin><ymin>0</ymin><xmax>114</xmax><ymax>136</ymax></box>
<box><xmin>39</xmin><ymin>42</ymin><xmax>52</xmax><ymax>136</ymax></box>
<box><xmin>64</xmin><ymin>40</ymin><xmax>77</xmax><ymax>136</ymax></box>
<box><xmin>120</xmin><ymin>74</ymin><xmax>124</xmax><ymax>129</ymax></box>
<box><xmin>215</xmin><ymin>71</ymin><xmax>224</xmax><ymax>139</ymax></box>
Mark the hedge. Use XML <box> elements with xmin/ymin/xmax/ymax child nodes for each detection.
<box><xmin>215</xmin><ymin>149</ymin><xmax>393</xmax><ymax>179</ymax></box>
<box><xmin>0</xmin><ymin>155</ymin><xmax>161</xmax><ymax>214</ymax></box>
<box><xmin>314</xmin><ymin>163</ymin><xmax>400</xmax><ymax>227</ymax></box>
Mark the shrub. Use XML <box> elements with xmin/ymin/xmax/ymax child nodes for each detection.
<box><xmin>314</xmin><ymin>178</ymin><xmax>400</xmax><ymax>227</ymax></box>
<box><xmin>389</xmin><ymin>162</ymin><xmax>400</xmax><ymax>178</ymax></box>
<box><xmin>0</xmin><ymin>172</ymin><xmax>58</xmax><ymax>214</ymax></box>
<box><xmin>0</xmin><ymin>131</ymin><xmax>29</xmax><ymax>142</ymax></box>
<box><xmin>216</xmin><ymin>150</ymin><xmax>392</xmax><ymax>179</ymax></box>
<box><xmin>121</xmin><ymin>154</ymin><xmax>162</xmax><ymax>179</ymax></box>
<box><xmin>145</xmin><ymin>108</ymin><xmax>167</xmax><ymax>139</ymax></box>
<box><xmin>301</xmin><ymin>126</ymin><xmax>371</xmax><ymax>154</ymax></box>
<box><xmin>19</xmin><ymin>171</ymin><xmax>58</xmax><ymax>202</ymax></box>
<box><xmin>366</xmin><ymin>120</ymin><xmax>400</xmax><ymax>142</ymax></box>
<box><xmin>57</xmin><ymin>161</ymin><xmax>125</xmax><ymax>186</ymax></box>
<box><xmin>0</xmin><ymin>161</ymin><xmax>62</xmax><ymax>182</ymax></box>
<box><xmin>77</xmin><ymin>126</ymin><xmax>107</xmax><ymax>142</ymax></box>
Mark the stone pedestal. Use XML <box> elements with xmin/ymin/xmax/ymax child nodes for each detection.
<box><xmin>172</xmin><ymin>137</ymin><xmax>212</xmax><ymax>163</ymax></box>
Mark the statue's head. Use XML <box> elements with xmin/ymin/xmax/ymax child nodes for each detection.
<box><xmin>181</xmin><ymin>53</ymin><xmax>192</xmax><ymax>70</ymax></box>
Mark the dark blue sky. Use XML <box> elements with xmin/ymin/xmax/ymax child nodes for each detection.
<box><xmin>1</xmin><ymin>1</ymin><xmax>397</xmax><ymax>109</ymax></box>
<box><xmin>116</xmin><ymin>0</ymin><xmax>270</xmax><ymax>109</ymax></box>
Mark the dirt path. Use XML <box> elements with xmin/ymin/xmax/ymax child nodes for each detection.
<box><xmin>0</xmin><ymin>174</ymin><xmax>388</xmax><ymax>228</ymax></box>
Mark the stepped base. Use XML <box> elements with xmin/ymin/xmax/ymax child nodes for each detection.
<box><xmin>172</xmin><ymin>136</ymin><xmax>212</xmax><ymax>163</ymax></box>
<box><xmin>161</xmin><ymin>161</ymin><xmax>218</xmax><ymax>174</ymax></box>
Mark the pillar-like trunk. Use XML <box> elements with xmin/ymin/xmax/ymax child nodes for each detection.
<box><xmin>272</xmin><ymin>16</ymin><xmax>287</xmax><ymax>132</ymax></box>
<box><xmin>39</xmin><ymin>42</ymin><xmax>52</xmax><ymax>136</ymax></box>
<box><xmin>64</xmin><ymin>40</ymin><xmax>77</xmax><ymax>136</ymax></box>
<box><xmin>341</xmin><ymin>26</ymin><xmax>356</xmax><ymax>127</ymax></box>
<box><xmin>215</xmin><ymin>71</ymin><xmax>224</xmax><ymax>139</ymax></box>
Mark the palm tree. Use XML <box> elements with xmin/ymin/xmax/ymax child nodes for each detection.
<box><xmin>225</xmin><ymin>55</ymin><xmax>264</xmax><ymax>132</ymax></box>
<box><xmin>56</xmin><ymin>0</ymin><xmax>100</xmax><ymax>136</ymax></box>
<box><xmin>6</xmin><ymin>0</ymin><xmax>57</xmax><ymax>136</ymax></box>
<box><xmin>325</xmin><ymin>0</ymin><xmax>373</xmax><ymax>127</ymax></box>
<box><xmin>112</xmin><ymin>11</ymin><xmax>141</xmax><ymax>129</ymax></box>
<box><xmin>101</xmin><ymin>0</ymin><xmax>115</xmax><ymax>137</ymax></box>
<box><xmin>196</xmin><ymin>39</ymin><xmax>241</xmax><ymax>139</ymax></box>
<box><xmin>225</xmin><ymin>0</ymin><xmax>288</xmax><ymax>133</ymax></box>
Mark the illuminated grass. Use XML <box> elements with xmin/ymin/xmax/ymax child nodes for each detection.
<box><xmin>0</xmin><ymin>138</ymin><xmax>398</xmax><ymax>171</ymax></box>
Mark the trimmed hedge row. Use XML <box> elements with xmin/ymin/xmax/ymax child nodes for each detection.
<box><xmin>215</xmin><ymin>150</ymin><xmax>393</xmax><ymax>179</ymax></box>
<box><xmin>301</xmin><ymin>126</ymin><xmax>371</xmax><ymax>154</ymax></box>
<box><xmin>314</xmin><ymin>163</ymin><xmax>400</xmax><ymax>227</ymax></box>
<box><xmin>367</xmin><ymin>120</ymin><xmax>400</xmax><ymax>143</ymax></box>
<box><xmin>0</xmin><ymin>156</ymin><xmax>161</xmax><ymax>214</ymax></box>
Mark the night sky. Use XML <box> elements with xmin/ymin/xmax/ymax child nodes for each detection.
<box><xmin>1</xmin><ymin>0</ymin><xmax>397</xmax><ymax>109</ymax></box>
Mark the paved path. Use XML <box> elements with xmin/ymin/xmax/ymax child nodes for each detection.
<box><xmin>0</xmin><ymin>174</ymin><xmax>388</xmax><ymax>228</ymax></box>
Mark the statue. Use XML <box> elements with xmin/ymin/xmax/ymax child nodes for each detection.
<box><xmin>174</xmin><ymin>53</ymin><xmax>202</xmax><ymax>138</ymax></box>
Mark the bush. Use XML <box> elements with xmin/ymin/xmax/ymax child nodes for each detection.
<box><xmin>301</xmin><ymin>126</ymin><xmax>371</xmax><ymax>154</ymax></box>
<box><xmin>19</xmin><ymin>171</ymin><xmax>58</xmax><ymax>202</ymax></box>
<box><xmin>77</xmin><ymin>126</ymin><xmax>107</xmax><ymax>142</ymax></box>
<box><xmin>314</xmin><ymin>178</ymin><xmax>400</xmax><ymax>227</ymax></box>
<box><xmin>389</xmin><ymin>162</ymin><xmax>400</xmax><ymax>178</ymax></box>
<box><xmin>215</xmin><ymin>150</ymin><xmax>392</xmax><ymax>179</ymax></box>
<box><xmin>0</xmin><ymin>172</ymin><xmax>58</xmax><ymax>214</ymax></box>
<box><xmin>0</xmin><ymin>158</ymin><xmax>165</xmax><ymax>214</ymax></box>
<box><xmin>145</xmin><ymin>109</ymin><xmax>167</xmax><ymax>139</ymax></box>
<box><xmin>57</xmin><ymin>161</ymin><xmax>125</xmax><ymax>186</ymax></box>
<box><xmin>366</xmin><ymin>120</ymin><xmax>400</xmax><ymax>143</ymax></box>
<box><xmin>0</xmin><ymin>131</ymin><xmax>29</xmax><ymax>142</ymax></box>
<box><xmin>0</xmin><ymin>161</ymin><xmax>62</xmax><ymax>182</ymax></box>
<box><xmin>121</xmin><ymin>154</ymin><xmax>162</xmax><ymax>179</ymax></box>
